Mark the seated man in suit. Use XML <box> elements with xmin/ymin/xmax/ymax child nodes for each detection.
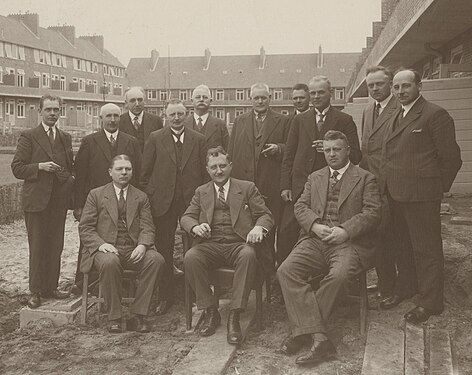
<box><xmin>181</xmin><ymin>146</ymin><xmax>274</xmax><ymax>345</ymax></box>
<box><xmin>277</xmin><ymin>131</ymin><xmax>381</xmax><ymax>366</ymax></box>
<box><xmin>79</xmin><ymin>154</ymin><xmax>165</xmax><ymax>333</ymax></box>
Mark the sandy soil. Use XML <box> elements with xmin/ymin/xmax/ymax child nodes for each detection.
<box><xmin>0</xmin><ymin>196</ymin><xmax>471</xmax><ymax>375</ymax></box>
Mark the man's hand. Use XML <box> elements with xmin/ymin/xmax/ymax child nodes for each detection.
<box><xmin>98</xmin><ymin>243</ymin><xmax>119</xmax><ymax>254</ymax></box>
<box><xmin>246</xmin><ymin>225</ymin><xmax>264</xmax><ymax>244</ymax></box>
<box><xmin>192</xmin><ymin>223</ymin><xmax>212</xmax><ymax>239</ymax></box>
<box><xmin>322</xmin><ymin>226</ymin><xmax>349</xmax><ymax>245</ymax></box>
<box><xmin>39</xmin><ymin>161</ymin><xmax>62</xmax><ymax>172</ymax></box>
<box><xmin>129</xmin><ymin>245</ymin><xmax>146</xmax><ymax>264</ymax></box>
<box><xmin>281</xmin><ymin>189</ymin><xmax>293</xmax><ymax>202</ymax></box>
<box><xmin>312</xmin><ymin>140</ymin><xmax>324</xmax><ymax>153</ymax></box>
<box><xmin>311</xmin><ymin>223</ymin><xmax>333</xmax><ymax>239</ymax></box>
<box><xmin>261</xmin><ymin>143</ymin><xmax>279</xmax><ymax>157</ymax></box>
<box><xmin>73</xmin><ymin>208</ymin><xmax>83</xmax><ymax>222</ymax></box>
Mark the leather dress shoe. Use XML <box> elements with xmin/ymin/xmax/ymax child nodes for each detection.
<box><xmin>155</xmin><ymin>300</ymin><xmax>172</xmax><ymax>315</ymax></box>
<box><xmin>404</xmin><ymin>306</ymin><xmax>442</xmax><ymax>324</ymax></box>
<box><xmin>295</xmin><ymin>339</ymin><xmax>336</xmax><ymax>366</ymax></box>
<box><xmin>277</xmin><ymin>334</ymin><xmax>312</xmax><ymax>355</ymax></box>
<box><xmin>379</xmin><ymin>295</ymin><xmax>404</xmax><ymax>310</ymax></box>
<box><xmin>227</xmin><ymin>309</ymin><xmax>242</xmax><ymax>345</ymax></box>
<box><xmin>108</xmin><ymin>319</ymin><xmax>123</xmax><ymax>333</ymax></box>
<box><xmin>27</xmin><ymin>293</ymin><xmax>41</xmax><ymax>309</ymax></box>
<box><xmin>135</xmin><ymin>315</ymin><xmax>150</xmax><ymax>333</ymax></box>
<box><xmin>42</xmin><ymin>289</ymin><xmax>70</xmax><ymax>299</ymax></box>
<box><xmin>199</xmin><ymin>306</ymin><xmax>221</xmax><ymax>337</ymax></box>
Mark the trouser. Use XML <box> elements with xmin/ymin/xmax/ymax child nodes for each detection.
<box><xmin>74</xmin><ymin>241</ymin><xmax>98</xmax><ymax>288</ymax></box>
<box><xmin>93</xmin><ymin>249</ymin><xmax>164</xmax><ymax>320</ymax></box>
<box><xmin>277</xmin><ymin>237</ymin><xmax>362</xmax><ymax>336</ymax></box>
<box><xmin>276</xmin><ymin>200</ymin><xmax>300</xmax><ymax>267</ymax></box>
<box><xmin>184</xmin><ymin>242</ymin><xmax>258</xmax><ymax>311</ymax></box>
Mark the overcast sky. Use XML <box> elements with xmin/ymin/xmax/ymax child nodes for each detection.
<box><xmin>2</xmin><ymin>0</ymin><xmax>381</xmax><ymax>66</ymax></box>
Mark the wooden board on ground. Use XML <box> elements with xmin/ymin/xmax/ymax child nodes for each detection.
<box><xmin>429</xmin><ymin>329</ymin><xmax>454</xmax><ymax>375</ymax></box>
<box><xmin>361</xmin><ymin>322</ymin><xmax>404</xmax><ymax>375</ymax></box>
<box><xmin>405</xmin><ymin>323</ymin><xmax>425</xmax><ymax>375</ymax></box>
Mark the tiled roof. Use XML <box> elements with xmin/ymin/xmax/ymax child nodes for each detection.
<box><xmin>0</xmin><ymin>14</ymin><xmax>123</xmax><ymax>67</ymax></box>
<box><xmin>127</xmin><ymin>52</ymin><xmax>360</xmax><ymax>89</ymax></box>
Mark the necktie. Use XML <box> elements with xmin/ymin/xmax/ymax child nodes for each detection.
<box><xmin>392</xmin><ymin>107</ymin><xmax>405</xmax><ymax>132</ymax></box>
<box><xmin>330</xmin><ymin>170</ymin><xmax>340</xmax><ymax>189</ymax></box>
<box><xmin>197</xmin><ymin>117</ymin><xmax>204</xmax><ymax>133</ymax></box>
<box><xmin>218</xmin><ymin>186</ymin><xmax>226</xmax><ymax>205</ymax></box>
<box><xmin>256</xmin><ymin>114</ymin><xmax>264</xmax><ymax>136</ymax></box>
<box><xmin>48</xmin><ymin>128</ymin><xmax>54</xmax><ymax>144</ymax></box>
<box><xmin>374</xmin><ymin>103</ymin><xmax>381</xmax><ymax>123</ymax></box>
<box><xmin>133</xmin><ymin>116</ymin><xmax>139</xmax><ymax>131</ymax></box>
<box><xmin>118</xmin><ymin>189</ymin><xmax>126</xmax><ymax>217</ymax></box>
<box><xmin>317</xmin><ymin>113</ymin><xmax>325</xmax><ymax>133</ymax></box>
<box><xmin>109</xmin><ymin>134</ymin><xmax>116</xmax><ymax>146</ymax></box>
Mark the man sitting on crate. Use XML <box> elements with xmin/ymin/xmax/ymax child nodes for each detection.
<box><xmin>79</xmin><ymin>154</ymin><xmax>165</xmax><ymax>333</ymax></box>
<box><xmin>181</xmin><ymin>146</ymin><xmax>274</xmax><ymax>345</ymax></box>
<box><xmin>277</xmin><ymin>130</ymin><xmax>381</xmax><ymax>366</ymax></box>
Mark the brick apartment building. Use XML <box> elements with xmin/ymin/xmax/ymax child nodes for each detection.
<box><xmin>126</xmin><ymin>46</ymin><xmax>359</xmax><ymax>124</ymax></box>
<box><xmin>0</xmin><ymin>12</ymin><xmax>126</xmax><ymax>136</ymax></box>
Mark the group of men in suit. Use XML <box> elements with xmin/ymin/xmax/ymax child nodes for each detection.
<box><xmin>11</xmin><ymin>65</ymin><xmax>462</xmax><ymax>365</ymax></box>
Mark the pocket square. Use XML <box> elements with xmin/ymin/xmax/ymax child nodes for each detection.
<box><xmin>412</xmin><ymin>129</ymin><xmax>422</xmax><ymax>133</ymax></box>
<box><xmin>244</xmin><ymin>204</ymin><xmax>249</xmax><ymax>210</ymax></box>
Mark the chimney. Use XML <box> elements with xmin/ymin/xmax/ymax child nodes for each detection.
<box><xmin>150</xmin><ymin>49</ymin><xmax>159</xmax><ymax>71</ymax></box>
<box><xmin>381</xmin><ymin>0</ymin><xmax>399</xmax><ymax>23</ymax></box>
<box><xmin>203</xmin><ymin>48</ymin><xmax>211</xmax><ymax>70</ymax></box>
<box><xmin>317</xmin><ymin>45</ymin><xmax>323</xmax><ymax>68</ymax></box>
<box><xmin>79</xmin><ymin>35</ymin><xmax>104</xmax><ymax>52</ymax></box>
<box><xmin>8</xmin><ymin>12</ymin><xmax>39</xmax><ymax>36</ymax></box>
<box><xmin>259</xmin><ymin>46</ymin><xmax>266</xmax><ymax>69</ymax></box>
<box><xmin>48</xmin><ymin>25</ymin><xmax>76</xmax><ymax>45</ymax></box>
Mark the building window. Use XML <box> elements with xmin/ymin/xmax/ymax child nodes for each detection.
<box><xmin>236</xmin><ymin>89</ymin><xmax>245</xmax><ymax>101</ymax></box>
<box><xmin>93</xmin><ymin>105</ymin><xmax>99</xmax><ymax>117</ymax></box>
<box><xmin>0</xmin><ymin>42</ymin><xmax>3</xmax><ymax>57</ymax></box>
<box><xmin>0</xmin><ymin>67</ymin><xmax>3</xmax><ymax>83</ymax></box>
<box><xmin>215</xmin><ymin>90</ymin><xmax>224</xmax><ymax>101</ymax></box>
<box><xmin>79</xmin><ymin>78</ymin><xmax>85</xmax><ymax>91</ymax></box>
<box><xmin>42</xmin><ymin>73</ymin><xmax>50</xmax><ymax>88</ymax></box>
<box><xmin>93</xmin><ymin>80</ymin><xmax>98</xmax><ymax>93</ymax></box>
<box><xmin>6</xmin><ymin>100</ymin><xmax>15</xmax><ymax>117</ymax></box>
<box><xmin>179</xmin><ymin>90</ymin><xmax>188</xmax><ymax>101</ymax></box>
<box><xmin>159</xmin><ymin>90</ymin><xmax>168</xmax><ymax>101</ymax></box>
<box><xmin>431</xmin><ymin>56</ymin><xmax>441</xmax><ymax>79</ymax></box>
<box><xmin>235</xmin><ymin>108</ymin><xmax>244</xmax><ymax>117</ymax></box>
<box><xmin>148</xmin><ymin>90</ymin><xmax>157</xmax><ymax>100</ymax></box>
<box><xmin>273</xmin><ymin>89</ymin><xmax>283</xmax><ymax>101</ymax></box>
<box><xmin>215</xmin><ymin>109</ymin><xmax>225</xmax><ymax>120</ymax></box>
<box><xmin>86</xmin><ymin>61</ymin><xmax>92</xmax><ymax>72</ymax></box>
<box><xmin>45</xmin><ymin>52</ymin><xmax>51</xmax><ymax>65</ymax></box>
<box><xmin>334</xmin><ymin>88</ymin><xmax>345</xmax><ymax>100</ymax></box>
<box><xmin>60</xmin><ymin>76</ymin><xmax>66</xmax><ymax>91</ymax></box>
<box><xmin>60</xmin><ymin>105</ymin><xmax>66</xmax><ymax>118</ymax></box>
<box><xmin>18</xmin><ymin>46</ymin><xmax>25</xmax><ymax>60</ymax></box>
<box><xmin>93</xmin><ymin>63</ymin><xmax>98</xmax><ymax>73</ymax></box>
<box><xmin>16</xmin><ymin>69</ymin><xmax>25</xmax><ymax>87</ymax></box>
<box><xmin>17</xmin><ymin>100</ymin><xmax>26</xmax><ymax>118</ymax></box>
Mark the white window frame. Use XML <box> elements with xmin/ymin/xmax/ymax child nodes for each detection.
<box><xmin>18</xmin><ymin>46</ymin><xmax>25</xmax><ymax>60</ymax></box>
<box><xmin>79</xmin><ymin>78</ymin><xmax>85</xmax><ymax>91</ymax></box>
<box><xmin>273</xmin><ymin>89</ymin><xmax>283</xmax><ymax>101</ymax></box>
<box><xmin>16</xmin><ymin>69</ymin><xmax>25</xmax><ymax>87</ymax></box>
<box><xmin>215</xmin><ymin>89</ymin><xmax>224</xmax><ymax>101</ymax></box>
<box><xmin>235</xmin><ymin>108</ymin><xmax>244</xmax><ymax>117</ymax></box>
<box><xmin>60</xmin><ymin>76</ymin><xmax>66</xmax><ymax>91</ymax></box>
<box><xmin>215</xmin><ymin>108</ymin><xmax>225</xmax><ymax>120</ymax></box>
<box><xmin>60</xmin><ymin>104</ymin><xmax>67</xmax><ymax>118</ymax></box>
<box><xmin>179</xmin><ymin>90</ymin><xmax>188</xmax><ymax>101</ymax></box>
<box><xmin>159</xmin><ymin>90</ymin><xmax>168</xmax><ymax>101</ymax></box>
<box><xmin>0</xmin><ymin>100</ymin><xmax>3</xmax><ymax>118</ymax></box>
<box><xmin>148</xmin><ymin>90</ymin><xmax>157</xmax><ymax>100</ymax></box>
<box><xmin>236</xmin><ymin>89</ymin><xmax>245</xmax><ymax>101</ymax></box>
<box><xmin>5</xmin><ymin>100</ymin><xmax>15</xmax><ymax>117</ymax></box>
<box><xmin>42</xmin><ymin>72</ymin><xmax>50</xmax><ymax>88</ymax></box>
<box><xmin>334</xmin><ymin>88</ymin><xmax>345</xmax><ymax>100</ymax></box>
<box><xmin>17</xmin><ymin>100</ymin><xmax>26</xmax><ymax>118</ymax></box>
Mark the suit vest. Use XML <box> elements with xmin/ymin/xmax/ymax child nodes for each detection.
<box><xmin>321</xmin><ymin>178</ymin><xmax>343</xmax><ymax>227</ymax></box>
<box><xmin>210</xmin><ymin>191</ymin><xmax>240</xmax><ymax>243</ymax></box>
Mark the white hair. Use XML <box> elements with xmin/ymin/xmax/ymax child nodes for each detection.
<box><xmin>250</xmin><ymin>83</ymin><xmax>270</xmax><ymax>97</ymax></box>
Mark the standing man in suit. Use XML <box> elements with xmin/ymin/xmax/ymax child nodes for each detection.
<box><xmin>277</xmin><ymin>83</ymin><xmax>311</xmax><ymax>267</ymax></box>
<box><xmin>182</xmin><ymin>146</ymin><xmax>274</xmax><ymax>344</ymax></box>
<box><xmin>184</xmin><ymin>84</ymin><xmax>229</xmax><ymax>150</ymax></box>
<box><xmin>277</xmin><ymin>130</ymin><xmax>380</xmax><ymax>366</ymax></box>
<box><xmin>119</xmin><ymin>87</ymin><xmax>163</xmax><ymax>152</ymax></box>
<box><xmin>228</xmin><ymin>83</ymin><xmax>290</xmax><ymax>263</ymax></box>
<box><xmin>359</xmin><ymin>66</ymin><xmax>400</xmax><ymax>302</ymax></box>
<box><xmin>11</xmin><ymin>94</ymin><xmax>74</xmax><ymax>308</ymax></box>
<box><xmin>79</xmin><ymin>155</ymin><xmax>164</xmax><ymax>333</ymax></box>
<box><xmin>141</xmin><ymin>98</ymin><xmax>207</xmax><ymax>314</ymax></box>
<box><xmin>279</xmin><ymin>76</ymin><xmax>362</xmax><ymax>265</ymax></box>
<box><xmin>381</xmin><ymin>69</ymin><xmax>462</xmax><ymax>323</ymax></box>
<box><xmin>71</xmin><ymin>103</ymin><xmax>142</xmax><ymax>294</ymax></box>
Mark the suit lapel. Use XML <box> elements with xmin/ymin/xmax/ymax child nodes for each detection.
<box><xmin>301</xmin><ymin>109</ymin><xmax>316</xmax><ymax>141</ymax></box>
<box><xmin>338</xmin><ymin>164</ymin><xmax>361</xmax><ymax>208</ymax></box>
<box><xmin>161</xmin><ymin>128</ymin><xmax>177</xmax><ymax>164</ymax></box>
<box><xmin>32</xmin><ymin>125</ymin><xmax>53</xmax><ymax>159</ymax></box>
<box><xmin>228</xmin><ymin>178</ymin><xmax>244</xmax><ymax>227</ymax></box>
<box><xmin>201</xmin><ymin>183</ymin><xmax>215</xmax><ymax>225</ymax></box>
<box><xmin>204</xmin><ymin>115</ymin><xmax>218</xmax><ymax>141</ymax></box>
<box><xmin>103</xmin><ymin>183</ymin><xmax>118</xmax><ymax>226</ymax></box>
<box><xmin>142</xmin><ymin>112</ymin><xmax>150</xmax><ymax>139</ymax></box>
<box><xmin>370</xmin><ymin>96</ymin><xmax>397</xmax><ymax>138</ymax></box>
<box><xmin>387</xmin><ymin>97</ymin><xmax>424</xmax><ymax>142</ymax></box>
<box><xmin>243</xmin><ymin>113</ymin><xmax>255</xmax><ymax>146</ymax></box>
<box><xmin>259</xmin><ymin>110</ymin><xmax>278</xmax><ymax>151</ymax></box>
<box><xmin>315</xmin><ymin>169</ymin><xmax>329</xmax><ymax>215</ymax></box>
<box><xmin>56</xmin><ymin>128</ymin><xmax>73</xmax><ymax>170</ymax></box>
<box><xmin>95</xmin><ymin>130</ymin><xmax>112</xmax><ymax>163</ymax></box>
<box><xmin>181</xmin><ymin>130</ymin><xmax>196</xmax><ymax>169</ymax></box>
<box><xmin>363</xmin><ymin>103</ymin><xmax>374</xmax><ymax>136</ymax></box>
<box><xmin>126</xmin><ymin>185</ymin><xmax>138</xmax><ymax>230</ymax></box>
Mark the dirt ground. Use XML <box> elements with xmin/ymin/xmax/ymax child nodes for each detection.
<box><xmin>0</xmin><ymin>195</ymin><xmax>471</xmax><ymax>375</ymax></box>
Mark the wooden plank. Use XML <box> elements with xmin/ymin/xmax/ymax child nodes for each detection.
<box><xmin>423</xmin><ymin>87</ymin><xmax>472</xmax><ymax>101</ymax></box>
<box><xmin>457</xmin><ymin>161</ymin><xmax>472</xmax><ymax>172</ymax></box>
<box><xmin>457</xmin><ymin>140</ymin><xmax>472</xmax><ymax>151</ymax></box>
<box><xmin>361</xmin><ymin>322</ymin><xmax>404</xmax><ymax>375</ymax></box>
<box><xmin>456</xmin><ymin>127</ymin><xmax>472</xmax><ymax>138</ymax></box>
<box><xmin>429</xmin><ymin>329</ymin><xmax>454</xmax><ymax>375</ymax></box>
<box><xmin>422</xmin><ymin>77</ymin><xmax>472</xmax><ymax>91</ymax></box>
<box><xmin>429</xmin><ymin>98</ymin><xmax>472</xmax><ymax>111</ymax></box>
<box><xmin>447</xmin><ymin>108</ymin><xmax>472</xmax><ymax>120</ymax></box>
<box><xmin>454</xmin><ymin>172</ymin><xmax>472</xmax><ymax>184</ymax></box>
<box><xmin>405</xmin><ymin>324</ymin><xmax>425</xmax><ymax>375</ymax></box>
<box><xmin>450</xmin><ymin>182</ymin><xmax>472</xmax><ymax>194</ymax></box>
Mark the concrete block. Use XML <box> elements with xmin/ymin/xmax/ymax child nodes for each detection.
<box><xmin>20</xmin><ymin>297</ymin><xmax>82</xmax><ymax>328</ymax></box>
<box><xmin>450</xmin><ymin>216</ymin><xmax>472</xmax><ymax>225</ymax></box>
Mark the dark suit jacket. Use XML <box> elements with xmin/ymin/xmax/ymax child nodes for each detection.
<box><xmin>295</xmin><ymin>164</ymin><xmax>381</xmax><ymax>269</ymax></box>
<box><xmin>119</xmin><ymin>111</ymin><xmax>163</xmax><ymax>147</ymax></box>
<box><xmin>181</xmin><ymin>178</ymin><xmax>275</xmax><ymax>274</ymax></box>
<box><xmin>280</xmin><ymin>107</ymin><xmax>362</xmax><ymax>201</ymax></box>
<box><xmin>228</xmin><ymin>109</ymin><xmax>290</xmax><ymax>219</ymax></box>
<box><xmin>381</xmin><ymin>96</ymin><xmax>462</xmax><ymax>202</ymax></box>
<box><xmin>140</xmin><ymin>126</ymin><xmax>207</xmax><ymax>218</ymax></box>
<box><xmin>74</xmin><ymin>130</ymin><xmax>142</xmax><ymax>208</ymax></box>
<box><xmin>359</xmin><ymin>96</ymin><xmax>399</xmax><ymax>177</ymax></box>
<box><xmin>184</xmin><ymin>114</ymin><xmax>229</xmax><ymax>151</ymax></box>
<box><xmin>78</xmin><ymin>183</ymin><xmax>155</xmax><ymax>272</ymax></box>
<box><xmin>11</xmin><ymin>124</ymin><xmax>74</xmax><ymax>212</ymax></box>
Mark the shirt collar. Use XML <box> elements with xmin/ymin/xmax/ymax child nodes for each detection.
<box><xmin>296</xmin><ymin>108</ymin><xmax>310</xmax><ymax>115</ymax></box>
<box><xmin>171</xmin><ymin>127</ymin><xmax>185</xmax><ymax>143</ymax></box>
<box><xmin>402</xmin><ymin>95</ymin><xmax>422</xmax><ymax>117</ymax></box>
<box><xmin>103</xmin><ymin>129</ymin><xmax>119</xmax><ymax>141</ymax></box>
<box><xmin>329</xmin><ymin>161</ymin><xmax>350</xmax><ymax>179</ymax></box>
<box><xmin>194</xmin><ymin>112</ymin><xmax>209</xmax><ymax>125</ymax></box>
<box><xmin>253</xmin><ymin>110</ymin><xmax>267</xmax><ymax>121</ymax></box>
<box><xmin>214</xmin><ymin>179</ymin><xmax>231</xmax><ymax>200</ymax></box>
<box><xmin>315</xmin><ymin>106</ymin><xmax>330</xmax><ymax>117</ymax></box>
<box><xmin>377</xmin><ymin>94</ymin><xmax>393</xmax><ymax>109</ymax></box>
<box><xmin>42</xmin><ymin>122</ymin><xmax>56</xmax><ymax>134</ymax></box>
<box><xmin>113</xmin><ymin>183</ymin><xmax>129</xmax><ymax>199</ymax></box>
<box><xmin>129</xmin><ymin>111</ymin><xmax>143</xmax><ymax>123</ymax></box>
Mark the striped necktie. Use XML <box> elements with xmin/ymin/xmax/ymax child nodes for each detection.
<box><xmin>218</xmin><ymin>186</ymin><xmax>226</xmax><ymax>205</ymax></box>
